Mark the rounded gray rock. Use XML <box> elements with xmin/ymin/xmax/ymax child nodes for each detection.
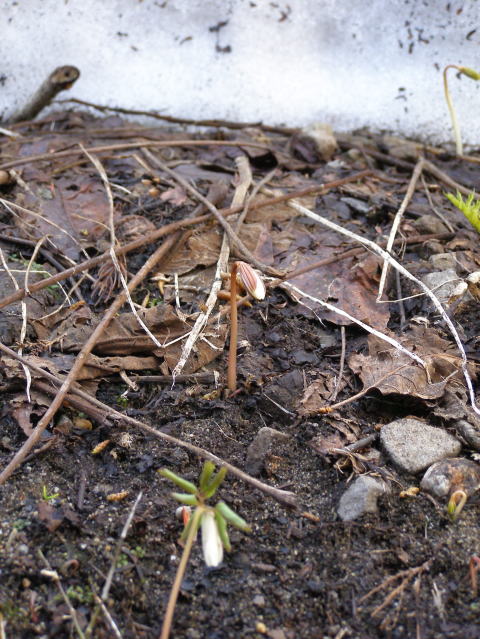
<box><xmin>337</xmin><ymin>476</ymin><xmax>388</xmax><ymax>521</ymax></box>
<box><xmin>380</xmin><ymin>418</ymin><xmax>461</xmax><ymax>474</ymax></box>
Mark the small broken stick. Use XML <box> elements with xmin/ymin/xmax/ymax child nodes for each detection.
<box><xmin>9</xmin><ymin>65</ymin><xmax>80</xmax><ymax>124</ymax></box>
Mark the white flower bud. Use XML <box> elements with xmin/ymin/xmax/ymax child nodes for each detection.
<box><xmin>201</xmin><ymin>510</ymin><xmax>223</xmax><ymax>567</ymax></box>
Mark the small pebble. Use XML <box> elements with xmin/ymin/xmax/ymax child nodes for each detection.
<box><xmin>337</xmin><ymin>476</ymin><xmax>388</xmax><ymax>521</ymax></box>
<box><xmin>380</xmin><ymin>418</ymin><xmax>461</xmax><ymax>474</ymax></box>
<box><xmin>253</xmin><ymin>594</ymin><xmax>265</xmax><ymax>607</ymax></box>
<box><xmin>421</xmin><ymin>458</ymin><xmax>480</xmax><ymax>498</ymax></box>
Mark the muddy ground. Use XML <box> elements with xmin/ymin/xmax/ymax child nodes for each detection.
<box><xmin>0</xmin><ymin>112</ymin><xmax>479</xmax><ymax>639</ymax></box>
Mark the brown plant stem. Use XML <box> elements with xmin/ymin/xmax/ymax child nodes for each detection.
<box><xmin>57</xmin><ymin>97</ymin><xmax>299</xmax><ymax>136</ymax></box>
<box><xmin>159</xmin><ymin>507</ymin><xmax>204</xmax><ymax>639</ymax></box>
<box><xmin>0</xmin><ymin>140</ymin><xmax>269</xmax><ymax>172</ymax></box>
<box><xmin>227</xmin><ymin>262</ymin><xmax>239</xmax><ymax>392</ymax></box>
<box><xmin>0</xmin><ymin>232</ymin><xmax>181</xmax><ymax>485</ymax></box>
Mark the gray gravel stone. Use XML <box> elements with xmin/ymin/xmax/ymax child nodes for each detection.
<box><xmin>337</xmin><ymin>476</ymin><xmax>388</xmax><ymax>521</ymax></box>
<box><xmin>380</xmin><ymin>418</ymin><xmax>461</xmax><ymax>474</ymax></box>
<box><xmin>421</xmin><ymin>269</ymin><xmax>460</xmax><ymax>305</ymax></box>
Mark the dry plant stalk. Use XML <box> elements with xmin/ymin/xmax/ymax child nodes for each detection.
<box><xmin>228</xmin><ymin>261</ymin><xmax>266</xmax><ymax>392</ymax></box>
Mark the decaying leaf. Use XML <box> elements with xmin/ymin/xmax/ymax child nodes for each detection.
<box><xmin>349</xmin><ymin>326</ymin><xmax>475</xmax><ymax>400</ymax></box>
<box><xmin>280</xmin><ymin>233</ymin><xmax>390</xmax><ymax>330</ymax></box>
<box><xmin>297</xmin><ymin>374</ymin><xmax>345</xmax><ymax>416</ymax></box>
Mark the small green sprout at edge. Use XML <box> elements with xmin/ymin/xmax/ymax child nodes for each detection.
<box><xmin>158</xmin><ymin>462</ymin><xmax>251</xmax><ymax>639</ymax></box>
<box><xmin>447</xmin><ymin>488</ymin><xmax>468</xmax><ymax>522</ymax></box>
<box><xmin>41</xmin><ymin>485</ymin><xmax>60</xmax><ymax>501</ymax></box>
<box><xmin>443</xmin><ymin>64</ymin><xmax>480</xmax><ymax>156</ymax></box>
<box><xmin>445</xmin><ymin>190</ymin><xmax>480</xmax><ymax>233</ymax></box>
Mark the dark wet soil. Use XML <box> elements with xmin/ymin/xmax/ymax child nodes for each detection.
<box><xmin>0</xmin><ymin>112</ymin><xmax>479</xmax><ymax>639</ymax></box>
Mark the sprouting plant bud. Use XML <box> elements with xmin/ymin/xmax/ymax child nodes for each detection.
<box><xmin>106</xmin><ymin>490</ymin><xmax>129</xmax><ymax>502</ymax></box>
<box><xmin>459</xmin><ymin>66</ymin><xmax>480</xmax><ymax>81</ymax></box>
<box><xmin>201</xmin><ymin>510</ymin><xmax>223</xmax><ymax>567</ymax></box>
<box><xmin>235</xmin><ymin>261</ymin><xmax>266</xmax><ymax>301</ymax></box>
<box><xmin>91</xmin><ymin>439</ymin><xmax>111</xmax><ymax>455</ymax></box>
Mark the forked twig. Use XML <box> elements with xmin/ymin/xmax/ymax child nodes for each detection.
<box><xmin>377</xmin><ymin>158</ymin><xmax>424</xmax><ymax>299</ymax></box>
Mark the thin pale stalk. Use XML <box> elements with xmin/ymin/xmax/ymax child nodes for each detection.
<box><xmin>443</xmin><ymin>65</ymin><xmax>463</xmax><ymax>156</ymax></box>
<box><xmin>159</xmin><ymin>507</ymin><xmax>204</xmax><ymax>639</ymax></box>
<box><xmin>377</xmin><ymin>158</ymin><xmax>424</xmax><ymax>300</ymax></box>
<box><xmin>227</xmin><ymin>263</ymin><xmax>239</xmax><ymax>392</ymax></box>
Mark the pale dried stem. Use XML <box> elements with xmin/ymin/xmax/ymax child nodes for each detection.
<box><xmin>377</xmin><ymin>158</ymin><xmax>424</xmax><ymax>300</ymax></box>
<box><xmin>159</xmin><ymin>506</ymin><xmax>204</xmax><ymax>639</ymax></box>
<box><xmin>142</xmin><ymin>149</ymin><xmax>280</xmax><ymax>276</ymax></box>
<box><xmin>172</xmin><ymin>156</ymin><xmax>252</xmax><ymax>377</ymax></box>
<box><xmin>0</xmin><ymin>248</ymin><xmax>31</xmax><ymax>402</ymax></box>
<box><xmin>101</xmin><ymin>492</ymin><xmax>143</xmax><ymax>600</ymax></box>
<box><xmin>38</xmin><ymin>549</ymin><xmax>86</xmax><ymax>639</ymax></box>
<box><xmin>281</xmin><ymin>281</ymin><xmax>426</xmax><ymax>368</ymax></box>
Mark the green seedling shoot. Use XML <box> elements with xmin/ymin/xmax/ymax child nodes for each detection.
<box><xmin>41</xmin><ymin>485</ymin><xmax>60</xmax><ymax>501</ymax></box>
<box><xmin>443</xmin><ymin>64</ymin><xmax>480</xmax><ymax>156</ymax></box>
<box><xmin>158</xmin><ymin>462</ymin><xmax>251</xmax><ymax>639</ymax></box>
<box><xmin>445</xmin><ymin>190</ymin><xmax>480</xmax><ymax>233</ymax></box>
<box><xmin>447</xmin><ymin>488</ymin><xmax>468</xmax><ymax>522</ymax></box>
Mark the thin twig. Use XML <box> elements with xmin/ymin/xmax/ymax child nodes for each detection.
<box><xmin>56</xmin><ymin>96</ymin><xmax>298</xmax><ymax>135</ymax></box>
<box><xmin>93</xmin><ymin>595</ymin><xmax>123</xmax><ymax>639</ymax></box>
<box><xmin>159</xmin><ymin>507</ymin><xmax>204</xmax><ymax>639</ymax></box>
<box><xmin>171</xmin><ymin>156</ymin><xmax>252</xmax><ymax>377</ymax></box>
<box><xmin>421</xmin><ymin>174</ymin><xmax>455</xmax><ymax>232</ymax></box>
<box><xmin>330</xmin><ymin>325</ymin><xmax>346</xmax><ymax>402</ymax></box>
<box><xmin>0</xmin><ymin>342</ymin><xmax>296</xmax><ymax>506</ymax></box>
<box><xmin>0</xmin><ymin>139</ymin><xmax>270</xmax><ymax>172</ymax></box>
<box><xmin>0</xmin><ymin>233</ymin><xmax>181</xmax><ymax>485</ymax></box>
<box><xmin>281</xmin><ymin>281</ymin><xmax>425</xmax><ymax>368</ymax></box>
<box><xmin>101</xmin><ymin>492</ymin><xmax>143</xmax><ymax>600</ymax></box>
<box><xmin>377</xmin><ymin>158</ymin><xmax>424</xmax><ymax>299</ymax></box>
<box><xmin>0</xmin><ymin>249</ymin><xmax>31</xmax><ymax>402</ymax></box>
<box><xmin>142</xmin><ymin>149</ymin><xmax>281</xmax><ymax>276</ymax></box>
<box><xmin>38</xmin><ymin>549</ymin><xmax>86</xmax><ymax>639</ymax></box>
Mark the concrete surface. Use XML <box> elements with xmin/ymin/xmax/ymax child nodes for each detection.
<box><xmin>1</xmin><ymin>1</ymin><xmax>479</xmax><ymax>146</ymax></box>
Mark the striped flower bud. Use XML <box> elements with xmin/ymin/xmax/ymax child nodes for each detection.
<box><xmin>235</xmin><ymin>261</ymin><xmax>266</xmax><ymax>300</ymax></box>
